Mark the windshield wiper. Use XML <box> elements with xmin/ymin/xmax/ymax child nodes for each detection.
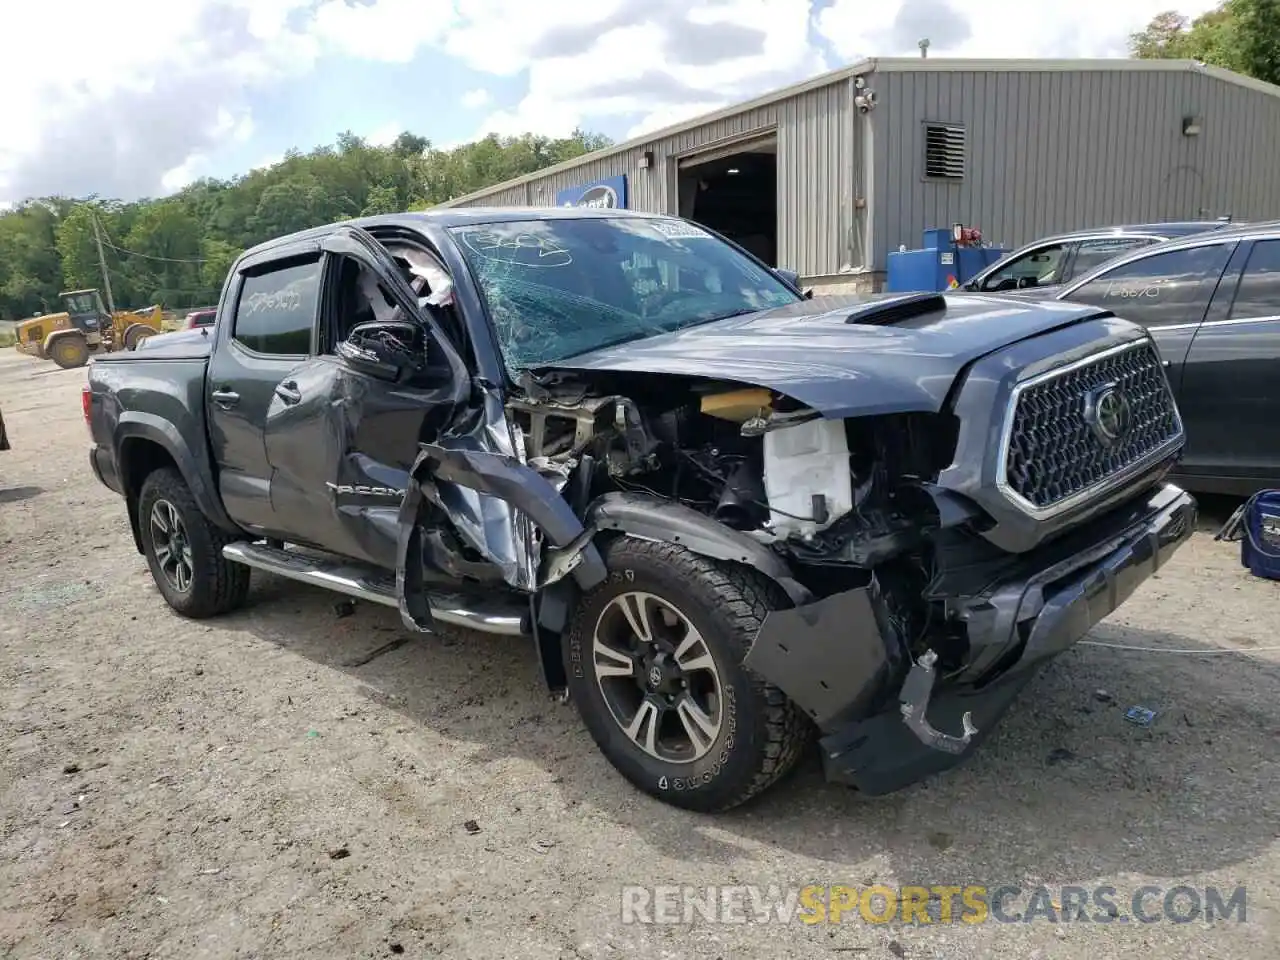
<box><xmin>678</xmin><ymin>306</ymin><xmax>762</xmax><ymax>329</ymax></box>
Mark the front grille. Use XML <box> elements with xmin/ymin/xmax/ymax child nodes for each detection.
<box><xmin>1002</xmin><ymin>340</ymin><xmax>1182</xmax><ymax>512</ymax></box>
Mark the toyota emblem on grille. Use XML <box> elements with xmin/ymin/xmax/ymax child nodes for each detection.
<box><xmin>1083</xmin><ymin>383</ymin><xmax>1133</xmax><ymax>445</ymax></box>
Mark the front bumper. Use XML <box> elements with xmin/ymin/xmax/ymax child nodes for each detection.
<box><xmin>746</xmin><ymin>482</ymin><xmax>1197</xmax><ymax>795</ymax></box>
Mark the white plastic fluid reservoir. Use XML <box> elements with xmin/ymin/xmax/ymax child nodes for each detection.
<box><xmin>762</xmin><ymin>418</ymin><xmax>853</xmax><ymax>539</ymax></box>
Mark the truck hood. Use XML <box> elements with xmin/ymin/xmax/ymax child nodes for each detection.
<box><xmin>543</xmin><ymin>292</ymin><xmax>1107</xmax><ymax>417</ymax></box>
<box><xmin>971</xmin><ymin>285</ymin><xmax>1068</xmax><ymax>301</ymax></box>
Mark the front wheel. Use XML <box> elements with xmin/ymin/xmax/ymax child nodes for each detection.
<box><xmin>49</xmin><ymin>334</ymin><xmax>89</xmax><ymax>369</ymax></box>
<box><xmin>563</xmin><ymin>537</ymin><xmax>811</xmax><ymax>812</ymax></box>
<box><xmin>138</xmin><ymin>467</ymin><xmax>250</xmax><ymax>618</ymax></box>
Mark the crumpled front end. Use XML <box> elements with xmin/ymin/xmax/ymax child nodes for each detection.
<box><xmin>741</xmin><ymin>324</ymin><xmax>1195</xmax><ymax>794</ymax></box>
<box><xmin>745</xmin><ymin>481</ymin><xmax>1196</xmax><ymax>793</ymax></box>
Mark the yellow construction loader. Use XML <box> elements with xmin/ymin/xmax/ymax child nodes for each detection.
<box><xmin>14</xmin><ymin>289</ymin><xmax>162</xmax><ymax>368</ymax></box>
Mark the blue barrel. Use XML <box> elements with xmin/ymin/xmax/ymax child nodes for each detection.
<box><xmin>1216</xmin><ymin>490</ymin><xmax>1280</xmax><ymax>581</ymax></box>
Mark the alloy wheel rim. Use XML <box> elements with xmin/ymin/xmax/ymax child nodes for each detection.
<box><xmin>592</xmin><ymin>591</ymin><xmax>724</xmax><ymax>764</ymax></box>
<box><xmin>150</xmin><ymin>499</ymin><xmax>194</xmax><ymax>593</ymax></box>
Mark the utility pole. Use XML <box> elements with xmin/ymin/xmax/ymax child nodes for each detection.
<box><xmin>90</xmin><ymin>210</ymin><xmax>118</xmax><ymax>316</ymax></box>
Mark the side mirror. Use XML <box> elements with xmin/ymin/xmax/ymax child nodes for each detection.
<box><xmin>775</xmin><ymin>267</ymin><xmax>802</xmax><ymax>290</ymax></box>
<box><xmin>337</xmin><ymin>320</ymin><xmax>425</xmax><ymax>383</ymax></box>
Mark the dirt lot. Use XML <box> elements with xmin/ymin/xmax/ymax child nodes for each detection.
<box><xmin>1</xmin><ymin>345</ymin><xmax>1277</xmax><ymax>960</ymax></box>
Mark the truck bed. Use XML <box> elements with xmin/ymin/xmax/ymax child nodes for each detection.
<box><xmin>93</xmin><ymin>328</ymin><xmax>213</xmax><ymax>362</ymax></box>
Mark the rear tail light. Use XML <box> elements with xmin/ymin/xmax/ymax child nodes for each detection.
<box><xmin>81</xmin><ymin>385</ymin><xmax>92</xmax><ymax>424</ymax></box>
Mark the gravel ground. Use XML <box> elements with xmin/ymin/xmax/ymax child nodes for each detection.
<box><xmin>1</xmin><ymin>345</ymin><xmax>1277</xmax><ymax>960</ymax></box>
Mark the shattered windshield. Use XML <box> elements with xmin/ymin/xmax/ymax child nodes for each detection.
<box><xmin>448</xmin><ymin>216</ymin><xmax>800</xmax><ymax>369</ymax></box>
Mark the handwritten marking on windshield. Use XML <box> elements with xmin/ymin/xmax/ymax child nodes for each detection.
<box><xmin>648</xmin><ymin>220</ymin><xmax>711</xmax><ymax>240</ymax></box>
<box><xmin>461</xmin><ymin>230</ymin><xmax>573</xmax><ymax>268</ymax></box>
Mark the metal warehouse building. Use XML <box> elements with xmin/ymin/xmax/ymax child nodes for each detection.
<box><xmin>438</xmin><ymin>57</ymin><xmax>1280</xmax><ymax>292</ymax></box>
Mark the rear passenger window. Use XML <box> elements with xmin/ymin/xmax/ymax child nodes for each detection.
<box><xmin>1068</xmin><ymin>237</ymin><xmax>1152</xmax><ymax>280</ymax></box>
<box><xmin>1065</xmin><ymin>243</ymin><xmax>1234</xmax><ymax>328</ymax></box>
<box><xmin>1228</xmin><ymin>240</ymin><xmax>1280</xmax><ymax>320</ymax></box>
<box><xmin>233</xmin><ymin>257</ymin><xmax>321</xmax><ymax>355</ymax></box>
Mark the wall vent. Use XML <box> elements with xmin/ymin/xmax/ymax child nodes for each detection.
<box><xmin>924</xmin><ymin>123</ymin><xmax>965</xmax><ymax>180</ymax></box>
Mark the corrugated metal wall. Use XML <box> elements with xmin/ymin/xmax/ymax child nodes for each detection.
<box><xmin>870</xmin><ymin>68</ymin><xmax>1280</xmax><ymax>267</ymax></box>
<box><xmin>449</xmin><ymin>83</ymin><xmax>860</xmax><ymax>278</ymax></box>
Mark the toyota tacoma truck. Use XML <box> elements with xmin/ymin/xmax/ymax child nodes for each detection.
<box><xmin>85</xmin><ymin>208</ymin><xmax>1196</xmax><ymax>812</ymax></box>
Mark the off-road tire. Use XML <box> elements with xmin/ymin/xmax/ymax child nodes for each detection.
<box><xmin>138</xmin><ymin>467</ymin><xmax>250</xmax><ymax>618</ymax></box>
<box><xmin>123</xmin><ymin>324</ymin><xmax>156</xmax><ymax>350</ymax></box>
<box><xmin>563</xmin><ymin>536</ymin><xmax>811</xmax><ymax>812</ymax></box>
<box><xmin>49</xmin><ymin>334</ymin><xmax>89</xmax><ymax>369</ymax></box>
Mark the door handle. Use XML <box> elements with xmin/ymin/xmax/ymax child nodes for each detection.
<box><xmin>274</xmin><ymin>381</ymin><xmax>302</xmax><ymax>405</ymax></box>
<box><xmin>211</xmin><ymin>388</ymin><xmax>240</xmax><ymax>408</ymax></box>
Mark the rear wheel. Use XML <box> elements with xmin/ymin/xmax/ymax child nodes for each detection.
<box><xmin>563</xmin><ymin>537</ymin><xmax>811</xmax><ymax>812</ymax></box>
<box><xmin>137</xmin><ymin>467</ymin><xmax>250</xmax><ymax>618</ymax></box>
<box><xmin>49</xmin><ymin>334</ymin><xmax>89</xmax><ymax>369</ymax></box>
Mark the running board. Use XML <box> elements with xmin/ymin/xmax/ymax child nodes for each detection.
<box><xmin>221</xmin><ymin>541</ymin><xmax>529</xmax><ymax>636</ymax></box>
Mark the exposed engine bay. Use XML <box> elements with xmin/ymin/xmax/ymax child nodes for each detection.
<box><xmin>505</xmin><ymin>371</ymin><xmax>970</xmax><ymax>670</ymax></box>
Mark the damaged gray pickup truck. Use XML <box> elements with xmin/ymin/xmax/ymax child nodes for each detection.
<box><xmin>85</xmin><ymin>208</ymin><xmax>1196</xmax><ymax>811</ymax></box>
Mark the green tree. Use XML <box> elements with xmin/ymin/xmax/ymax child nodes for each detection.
<box><xmin>121</xmin><ymin>201</ymin><xmax>204</xmax><ymax>305</ymax></box>
<box><xmin>0</xmin><ymin>125</ymin><xmax>612</xmax><ymax>315</ymax></box>
<box><xmin>55</xmin><ymin>203</ymin><xmax>121</xmax><ymax>296</ymax></box>
<box><xmin>199</xmin><ymin>239</ymin><xmax>243</xmax><ymax>301</ymax></box>
<box><xmin>0</xmin><ymin>200</ymin><xmax>65</xmax><ymax>319</ymax></box>
<box><xmin>1130</xmin><ymin>1</ymin><xmax>1280</xmax><ymax>85</ymax></box>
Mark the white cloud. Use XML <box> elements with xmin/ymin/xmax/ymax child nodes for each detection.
<box><xmin>0</xmin><ymin>0</ymin><xmax>323</xmax><ymax>203</ymax></box>
<box><xmin>160</xmin><ymin>157</ymin><xmax>205</xmax><ymax>194</ymax></box>
<box><xmin>459</xmin><ymin>0</ymin><xmax>826</xmax><ymax>141</ymax></box>
<box><xmin>816</xmin><ymin>0</ymin><xmax>1226</xmax><ymax>61</ymax></box>
<box><xmin>624</xmin><ymin>102</ymin><xmax>729</xmax><ymax>140</ymax></box>
<box><xmin>308</xmin><ymin>0</ymin><xmax>452</xmax><ymax>63</ymax></box>
<box><xmin>367</xmin><ymin>122</ymin><xmax>404</xmax><ymax>147</ymax></box>
<box><xmin>0</xmin><ymin>0</ymin><xmax>1240</xmax><ymax>204</ymax></box>
<box><xmin>252</xmin><ymin>153</ymin><xmax>285</xmax><ymax>172</ymax></box>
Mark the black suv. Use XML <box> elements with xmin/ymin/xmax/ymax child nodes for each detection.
<box><xmin>987</xmin><ymin>220</ymin><xmax>1280</xmax><ymax>496</ymax></box>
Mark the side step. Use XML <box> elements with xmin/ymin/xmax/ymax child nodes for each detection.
<box><xmin>222</xmin><ymin>541</ymin><xmax>529</xmax><ymax>636</ymax></box>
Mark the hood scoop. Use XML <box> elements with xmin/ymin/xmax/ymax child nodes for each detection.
<box><xmin>844</xmin><ymin>292</ymin><xmax>948</xmax><ymax>326</ymax></box>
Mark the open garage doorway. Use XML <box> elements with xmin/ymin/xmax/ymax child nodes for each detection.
<box><xmin>677</xmin><ymin>135</ymin><xmax>777</xmax><ymax>266</ymax></box>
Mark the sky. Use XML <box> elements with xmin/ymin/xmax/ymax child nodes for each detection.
<box><xmin>0</xmin><ymin>0</ymin><xmax>1226</xmax><ymax>207</ymax></box>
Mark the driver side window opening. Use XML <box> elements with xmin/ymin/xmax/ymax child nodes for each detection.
<box><xmin>981</xmin><ymin>243</ymin><xmax>1067</xmax><ymax>291</ymax></box>
<box><xmin>326</xmin><ymin>255</ymin><xmax>401</xmax><ymax>352</ymax></box>
<box><xmin>361</xmin><ymin>235</ymin><xmax>475</xmax><ymax>369</ymax></box>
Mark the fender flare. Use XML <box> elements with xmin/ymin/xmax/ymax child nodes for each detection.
<box><xmin>43</xmin><ymin>328</ymin><xmax>86</xmax><ymax>352</ymax></box>
<box><xmin>584</xmin><ymin>491</ymin><xmax>813</xmax><ymax>606</ymax></box>
<box><xmin>116</xmin><ymin>413</ymin><xmax>242</xmax><ymax>542</ymax></box>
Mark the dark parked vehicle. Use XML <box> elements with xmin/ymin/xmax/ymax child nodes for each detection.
<box><xmin>84</xmin><ymin>209</ymin><xmax>1195</xmax><ymax>811</ymax></box>
<box><xmin>964</xmin><ymin>220</ymin><xmax>1237</xmax><ymax>294</ymax></box>
<box><xmin>184</xmin><ymin>308</ymin><xmax>217</xmax><ymax>329</ymax></box>
<box><xmin>989</xmin><ymin>221</ymin><xmax>1280</xmax><ymax>496</ymax></box>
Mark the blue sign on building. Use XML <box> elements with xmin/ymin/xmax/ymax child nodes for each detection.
<box><xmin>555</xmin><ymin>175</ymin><xmax>628</xmax><ymax>209</ymax></box>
